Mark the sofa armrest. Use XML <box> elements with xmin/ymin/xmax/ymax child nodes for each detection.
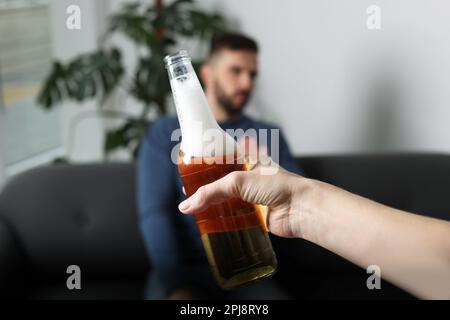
<box><xmin>0</xmin><ymin>216</ymin><xmax>25</xmax><ymax>298</ymax></box>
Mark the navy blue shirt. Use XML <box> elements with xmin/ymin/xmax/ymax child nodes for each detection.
<box><xmin>137</xmin><ymin>115</ymin><xmax>303</xmax><ymax>297</ymax></box>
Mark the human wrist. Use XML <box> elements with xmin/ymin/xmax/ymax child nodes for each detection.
<box><xmin>290</xmin><ymin>176</ymin><xmax>331</xmax><ymax>242</ymax></box>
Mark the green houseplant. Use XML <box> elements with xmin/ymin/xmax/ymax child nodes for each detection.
<box><xmin>37</xmin><ymin>0</ymin><xmax>226</xmax><ymax>158</ymax></box>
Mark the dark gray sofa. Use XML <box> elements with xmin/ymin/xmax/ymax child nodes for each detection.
<box><xmin>0</xmin><ymin>153</ymin><xmax>449</xmax><ymax>299</ymax></box>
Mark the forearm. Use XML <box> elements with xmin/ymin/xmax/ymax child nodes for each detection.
<box><xmin>297</xmin><ymin>178</ymin><xmax>450</xmax><ymax>299</ymax></box>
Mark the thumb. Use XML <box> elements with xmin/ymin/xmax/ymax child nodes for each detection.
<box><xmin>178</xmin><ymin>171</ymin><xmax>244</xmax><ymax>214</ymax></box>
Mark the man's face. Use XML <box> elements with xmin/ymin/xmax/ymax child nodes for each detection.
<box><xmin>207</xmin><ymin>49</ymin><xmax>258</xmax><ymax>116</ymax></box>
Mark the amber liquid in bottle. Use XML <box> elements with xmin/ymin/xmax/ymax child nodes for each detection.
<box><xmin>178</xmin><ymin>151</ymin><xmax>277</xmax><ymax>289</ymax></box>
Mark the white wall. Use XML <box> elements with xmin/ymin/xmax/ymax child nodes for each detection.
<box><xmin>44</xmin><ymin>0</ymin><xmax>450</xmax><ymax>160</ymax></box>
<box><xmin>0</xmin><ymin>115</ymin><xmax>5</xmax><ymax>189</ymax></box>
<box><xmin>197</xmin><ymin>0</ymin><xmax>450</xmax><ymax>156</ymax></box>
<box><xmin>50</xmin><ymin>0</ymin><xmax>155</xmax><ymax>162</ymax></box>
<box><xmin>49</xmin><ymin>0</ymin><xmax>105</xmax><ymax>162</ymax></box>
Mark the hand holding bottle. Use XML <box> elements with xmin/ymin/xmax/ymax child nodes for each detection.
<box><xmin>179</xmin><ymin>156</ymin><xmax>450</xmax><ymax>299</ymax></box>
<box><xmin>179</xmin><ymin>156</ymin><xmax>306</xmax><ymax>238</ymax></box>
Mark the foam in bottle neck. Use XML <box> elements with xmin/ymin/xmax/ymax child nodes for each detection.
<box><xmin>171</xmin><ymin>74</ymin><xmax>237</xmax><ymax>160</ymax></box>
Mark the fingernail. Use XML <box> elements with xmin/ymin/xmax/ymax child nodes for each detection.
<box><xmin>178</xmin><ymin>200</ymin><xmax>190</xmax><ymax>212</ymax></box>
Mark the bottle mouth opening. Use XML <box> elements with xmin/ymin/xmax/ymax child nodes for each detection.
<box><xmin>164</xmin><ymin>50</ymin><xmax>190</xmax><ymax>68</ymax></box>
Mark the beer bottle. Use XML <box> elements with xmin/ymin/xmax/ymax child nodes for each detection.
<box><xmin>164</xmin><ymin>50</ymin><xmax>277</xmax><ymax>289</ymax></box>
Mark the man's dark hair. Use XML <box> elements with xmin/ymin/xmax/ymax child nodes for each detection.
<box><xmin>209</xmin><ymin>33</ymin><xmax>258</xmax><ymax>58</ymax></box>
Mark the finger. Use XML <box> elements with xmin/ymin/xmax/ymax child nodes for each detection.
<box><xmin>178</xmin><ymin>172</ymin><xmax>243</xmax><ymax>214</ymax></box>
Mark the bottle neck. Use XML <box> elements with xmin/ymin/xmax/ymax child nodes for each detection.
<box><xmin>166</xmin><ymin>53</ymin><xmax>238</xmax><ymax>159</ymax></box>
<box><xmin>167</xmin><ymin>60</ymin><xmax>219</xmax><ymax>132</ymax></box>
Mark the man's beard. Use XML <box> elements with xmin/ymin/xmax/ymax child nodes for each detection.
<box><xmin>214</xmin><ymin>80</ymin><xmax>250</xmax><ymax>117</ymax></box>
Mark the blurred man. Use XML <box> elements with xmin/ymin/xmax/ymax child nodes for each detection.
<box><xmin>137</xmin><ymin>33</ymin><xmax>304</xmax><ymax>299</ymax></box>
